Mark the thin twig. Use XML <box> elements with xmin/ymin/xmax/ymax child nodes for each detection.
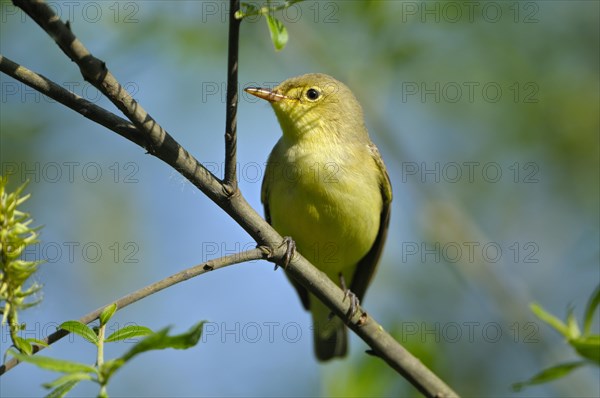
<box><xmin>0</xmin><ymin>55</ymin><xmax>141</xmax><ymax>148</ymax></box>
<box><xmin>0</xmin><ymin>249</ymin><xmax>267</xmax><ymax>375</ymax></box>
<box><xmin>223</xmin><ymin>0</ymin><xmax>241</xmax><ymax>193</ymax></box>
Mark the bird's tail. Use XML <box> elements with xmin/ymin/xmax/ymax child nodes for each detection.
<box><xmin>311</xmin><ymin>299</ymin><xmax>347</xmax><ymax>361</ymax></box>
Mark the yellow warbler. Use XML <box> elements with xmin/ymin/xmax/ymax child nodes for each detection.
<box><xmin>245</xmin><ymin>73</ymin><xmax>392</xmax><ymax>361</ymax></box>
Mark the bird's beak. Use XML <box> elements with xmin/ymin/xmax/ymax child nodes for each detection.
<box><xmin>244</xmin><ymin>87</ymin><xmax>287</xmax><ymax>102</ymax></box>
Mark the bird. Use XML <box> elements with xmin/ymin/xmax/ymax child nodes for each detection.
<box><xmin>245</xmin><ymin>73</ymin><xmax>392</xmax><ymax>361</ymax></box>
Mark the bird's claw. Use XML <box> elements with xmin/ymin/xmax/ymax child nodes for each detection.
<box><xmin>274</xmin><ymin>236</ymin><xmax>296</xmax><ymax>270</ymax></box>
<box><xmin>339</xmin><ymin>273</ymin><xmax>360</xmax><ymax>319</ymax></box>
<box><xmin>344</xmin><ymin>290</ymin><xmax>360</xmax><ymax>319</ymax></box>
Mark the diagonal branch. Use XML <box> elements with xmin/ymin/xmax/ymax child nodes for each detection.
<box><xmin>0</xmin><ymin>248</ymin><xmax>268</xmax><ymax>375</ymax></box>
<box><xmin>0</xmin><ymin>54</ymin><xmax>141</xmax><ymax>148</ymax></box>
<box><xmin>13</xmin><ymin>0</ymin><xmax>156</xmax><ymax>144</ymax></box>
<box><xmin>12</xmin><ymin>0</ymin><xmax>225</xmax><ymax>206</ymax></box>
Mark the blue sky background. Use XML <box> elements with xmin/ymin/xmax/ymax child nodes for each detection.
<box><xmin>1</xmin><ymin>1</ymin><xmax>599</xmax><ymax>396</ymax></box>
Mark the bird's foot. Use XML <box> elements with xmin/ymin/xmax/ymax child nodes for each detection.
<box><xmin>273</xmin><ymin>236</ymin><xmax>296</xmax><ymax>271</ymax></box>
<box><xmin>339</xmin><ymin>273</ymin><xmax>360</xmax><ymax>319</ymax></box>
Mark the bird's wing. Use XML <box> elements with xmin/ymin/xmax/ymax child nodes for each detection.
<box><xmin>349</xmin><ymin>142</ymin><xmax>393</xmax><ymax>302</ymax></box>
<box><xmin>262</xmin><ymin>147</ymin><xmax>311</xmax><ymax>310</ymax></box>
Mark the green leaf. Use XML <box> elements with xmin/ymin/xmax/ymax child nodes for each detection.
<box><xmin>530</xmin><ymin>303</ymin><xmax>570</xmax><ymax>337</ymax></box>
<box><xmin>512</xmin><ymin>361</ymin><xmax>586</xmax><ymax>391</ymax></box>
<box><xmin>121</xmin><ymin>321</ymin><xmax>205</xmax><ymax>362</ymax></box>
<box><xmin>104</xmin><ymin>325</ymin><xmax>153</xmax><ymax>343</ymax></box>
<box><xmin>265</xmin><ymin>14</ymin><xmax>288</xmax><ymax>51</ymax></box>
<box><xmin>570</xmin><ymin>335</ymin><xmax>600</xmax><ymax>364</ymax></box>
<box><xmin>43</xmin><ymin>372</ymin><xmax>93</xmax><ymax>389</ymax></box>
<box><xmin>583</xmin><ymin>285</ymin><xmax>600</xmax><ymax>335</ymax></box>
<box><xmin>99</xmin><ymin>358</ymin><xmax>125</xmax><ymax>381</ymax></box>
<box><xmin>566</xmin><ymin>306</ymin><xmax>581</xmax><ymax>339</ymax></box>
<box><xmin>60</xmin><ymin>321</ymin><xmax>98</xmax><ymax>345</ymax></box>
<box><xmin>14</xmin><ymin>336</ymin><xmax>33</xmax><ymax>355</ymax></box>
<box><xmin>45</xmin><ymin>380</ymin><xmax>81</xmax><ymax>398</ymax></box>
<box><xmin>99</xmin><ymin>303</ymin><xmax>118</xmax><ymax>326</ymax></box>
<box><xmin>27</xmin><ymin>337</ymin><xmax>49</xmax><ymax>348</ymax></box>
<box><xmin>235</xmin><ymin>2</ymin><xmax>259</xmax><ymax>19</ymax></box>
<box><xmin>9</xmin><ymin>349</ymin><xmax>97</xmax><ymax>374</ymax></box>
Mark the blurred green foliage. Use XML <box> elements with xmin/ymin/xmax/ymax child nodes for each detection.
<box><xmin>513</xmin><ymin>286</ymin><xmax>600</xmax><ymax>391</ymax></box>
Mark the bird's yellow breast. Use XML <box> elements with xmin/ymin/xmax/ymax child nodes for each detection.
<box><xmin>265</xmin><ymin>137</ymin><xmax>382</xmax><ymax>281</ymax></box>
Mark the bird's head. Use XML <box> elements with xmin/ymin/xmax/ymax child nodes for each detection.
<box><xmin>245</xmin><ymin>73</ymin><xmax>366</xmax><ymax>142</ymax></box>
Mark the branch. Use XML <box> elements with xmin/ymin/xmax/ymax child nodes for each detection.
<box><xmin>0</xmin><ymin>54</ymin><xmax>142</xmax><ymax>148</ymax></box>
<box><xmin>3</xmin><ymin>1</ymin><xmax>459</xmax><ymax>395</ymax></box>
<box><xmin>12</xmin><ymin>0</ymin><xmax>226</xmax><ymax>207</ymax></box>
<box><xmin>223</xmin><ymin>0</ymin><xmax>241</xmax><ymax>192</ymax></box>
<box><xmin>0</xmin><ymin>248</ymin><xmax>267</xmax><ymax>375</ymax></box>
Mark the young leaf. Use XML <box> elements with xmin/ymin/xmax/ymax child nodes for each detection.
<box><xmin>512</xmin><ymin>361</ymin><xmax>586</xmax><ymax>391</ymax></box>
<box><xmin>569</xmin><ymin>335</ymin><xmax>600</xmax><ymax>364</ymax></box>
<box><xmin>8</xmin><ymin>349</ymin><xmax>98</xmax><ymax>374</ymax></box>
<box><xmin>14</xmin><ymin>336</ymin><xmax>33</xmax><ymax>355</ymax></box>
<box><xmin>27</xmin><ymin>337</ymin><xmax>50</xmax><ymax>348</ymax></box>
<box><xmin>104</xmin><ymin>325</ymin><xmax>153</xmax><ymax>343</ymax></box>
<box><xmin>60</xmin><ymin>321</ymin><xmax>99</xmax><ymax>345</ymax></box>
<box><xmin>45</xmin><ymin>380</ymin><xmax>82</xmax><ymax>398</ymax></box>
<box><xmin>583</xmin><ymin>285</ymin><xmax>600</xmax><ymax>335</ymax></box>
<box><xmin>566</xmin><ymin>306</ymin><xmax>581</xmax><ymax>339</ymax></box>
<box><xmin>235</xmin><ymin>2</ymin><xmax>259</xmax><ymax>19</ymax></box>
<box><xmin>265</xmin><ymin>14</ymin><xmax>288</xmax><ymax>51</ymax></box>
<box><xmin>530</xmin><ymin>303</ymin><xmax>570</xmax><ymax>337</ymax></box>
<box><xmin>99</xmin><ymin>303</ymin><xmax>118</xmax><ymax>327</ymax></box>
<box><xmin>121</xmin><ymin>321</ymin><xmax>206</xmax><ymax>362</ymax></box>
<box><xmin>43</xmin><ymin>372</ymin><xmax>93</xmax><ymax>389</ymax></box>
<box><xmin>99</xmin><ymin>358</ymin><xmax>126</xmax><ymax>381</ymax></box>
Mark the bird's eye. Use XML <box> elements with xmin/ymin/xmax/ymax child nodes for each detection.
<box><xmin>306</xmin><ymin>88</ymin><xmax>320</xmax><ymax>101</ymax></box>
